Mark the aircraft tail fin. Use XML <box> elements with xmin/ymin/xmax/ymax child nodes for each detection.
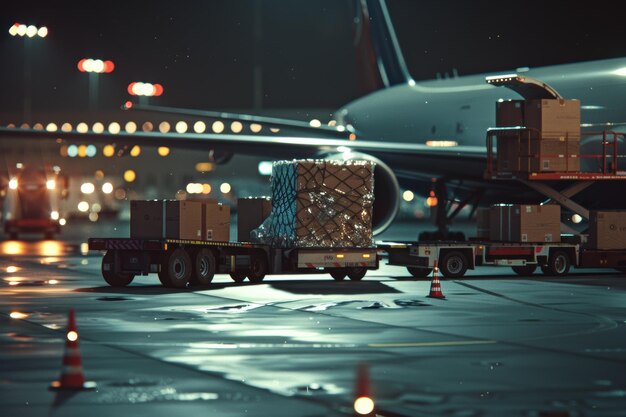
<box><xmin>354</xmin><ymin>0</ymin><xmax>413</xmax><ymax>93</ymax></box>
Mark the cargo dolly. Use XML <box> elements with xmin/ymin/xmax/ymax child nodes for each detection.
<box><xmin>88</xmin><ymin>237</ymin><xmax>378</xmax><ymax>288</ymax></box>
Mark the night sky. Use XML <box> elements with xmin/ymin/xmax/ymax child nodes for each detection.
<box><xmin>1</xmin><ymin>0</ymin><xmax>625</xmax><ymax>118</ymax></box>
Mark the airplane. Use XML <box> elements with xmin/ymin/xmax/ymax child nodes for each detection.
<box><xmin>2</xmin><ymin>0</ymin><xmax>626</xmax><ymax>240</ymax></box>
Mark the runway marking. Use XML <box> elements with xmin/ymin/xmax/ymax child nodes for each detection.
<box><xmin>368</xmin><ymin>340</ymin><xmax>497</xmax><ymax>348</ymax></box>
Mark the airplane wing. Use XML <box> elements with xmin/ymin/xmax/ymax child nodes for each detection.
<box><xmin>0</xmin><ymin>124</ymin><xmax>487</xmax><ymax>183</ymax></box>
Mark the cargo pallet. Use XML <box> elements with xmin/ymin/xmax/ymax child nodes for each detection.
<box><xmin>88</xmin><ymin>237</ymin><xmax>378</xmax><ymax>288</ymax></box>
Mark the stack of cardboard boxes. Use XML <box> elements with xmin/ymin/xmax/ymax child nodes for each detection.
<box><xmin>588</xmin><ymin>211</ymin><xmax>626</xmax><ymax>250</ymax></box>
<box><xmin>496</xmin><ymin>99</ymin><xmax>580</xmax><ymax>173</ymax></box>
<box><xmin>130</xmin><ymin>199</ymin><xmax>230</xmax><ymax>241</ymax></box>
<box><xmin>476</xmin><ymin>204</ymin><xmax>561</xmax><ymax>243</ymax></box>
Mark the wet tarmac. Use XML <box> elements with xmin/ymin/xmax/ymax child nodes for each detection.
<box><xmin>1</xmin><ymin>221</ymin><xmax>626</xmax><ymax>416</ymax></box>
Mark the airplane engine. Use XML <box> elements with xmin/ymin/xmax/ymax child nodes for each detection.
<box><xmin>323</xmin><ymin>151</ymin><xmax>400</xmax><ymax>235</ymax></box>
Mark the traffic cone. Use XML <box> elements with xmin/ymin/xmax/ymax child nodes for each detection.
<box><xmin>427</xmin><ymin>260</ymin><xmax>446</xmax><ymax>299</ymax></box>
<box><xmin>353</xmin><ymin>362</ymin><xmax>375</xmax><ymax>416</ymax></box>
<box><xmin>49</xmin><ymin>309</ymin><xmax>96</xmax><ymax>390</ymax></box>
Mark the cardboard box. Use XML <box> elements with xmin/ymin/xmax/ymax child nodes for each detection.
<box><xmin>588</xmin><ymin>211</ymin><xmax>626</xmax><ymax>250</ymax></box>
<box><xmin>187</xmin><ymin>198</ymin><xmax>231</xmax><ymax>241</ymax></box>
<box><xmin>205</xmin><ymin>202</ymin><xmax>230</xmax><ymax>241</ymax></box>
<box><xmin>524</xmin><ymin>99</ymin><xmax>581</xmax><ymax>137</ymax></box>
<box><xmin>490</xmin><ymin>204</ymin><xmax>561</xmax><ymax>243</ymax></box>
<box><xmin>496</xmin><ymin>100</ymin><xmax>525</xmax><ymax>127</ymax></box>
<box><xmin>476</xmin><ymin>208</ymin><xmax>490</xmax><ymax>239</ymax></box>
<box><xmin>238</xmin><ymin>197</ymin><xmax>272</xmax><ymax>242</ymax></box>
<box><xmin>130</xmin><ymin>200</ymin><xmax>203</xmax><ymax>240</ymax></box>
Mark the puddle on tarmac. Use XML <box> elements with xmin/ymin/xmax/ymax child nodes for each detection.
<box><xmin>594</xmin><ymin>390</ymin><xmax>626</xmax><ymax>398</ymax></box>
<box><xmin>4</xmin><ymin>332</ymin><xmax>34</xmax><ymax>341</ymax></box>
<box><xmin>290</xmin><ymin>383</ymin><xmax>343</xmax><ymax>396</ymax></box>
<box><xmin>97</xmin><ymin>296</ymin><xmax>134</xmax><ymax>302</ymax></box>
<box><xmin>472</xmin><ymin>361</ymin><xmax>504</xmax><ymax>370</ymax></box>
<box><xmin>399</xmin><ymin>392</ymin><xmax>446</xmax><ymax>405</ymax></box>
<box><xmin>302</xmin><ymin>299</ymin><xmax>431</xmax><ymax>311</ymax></box>
<box><xmin>204</xmin><ymin>304</ymin><xmax>263</xmax><ymax>314</ymax></box>
<box><xmin>108</xmin><ymin>379</ymin><xmax>160</xmax><ymax>388</ymax></box>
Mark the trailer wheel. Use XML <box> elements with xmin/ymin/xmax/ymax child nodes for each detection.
<box><xmin>511</xmin><ymin>265</ymin><xmax>537</xmax><ymax>276</ymax></box>
<box><xmin>407</xmin><ymin>267</ymin><xmax>433</xmax><ymax>279</ymax></box>
<box><xmin>101</xmin><ymin>250</ymin><xmax>135</xmax><ymax>287</ymax></box>
<box><xmin>248</xmin><ymin>252</ymin><xmax>268</xmax><ymax>283</ymax></box>
<box><xmin>439</xmin><ymin>251</ymin><xmax>468</xmax><ymax>278</ymax></box>
<box><xmin>229</xmin><ymin>272</ymin><xmax>247</xmax><ymax>283</ymax></box>
<box><xmin>347</xmin><ymin>268</ymin><xmax>367</xmax><ymax>281</ymax></box>
<box><xmin>329</xmin><ymin>269</ymin><xmax>347</xmax><ymax>281</ymax></box>
<box><xmin>543</xmin><ymin>250</ymin><xmax>570</xmax><ymax>276</ymax></box>
<box><xmin>159</xmin><ymin>248</ymin><xmax>192</xmax><ymax>288</ymax></box>
<box><xmin>191</xmin><ymin>248</ymin><xmax>216</xmax><ymax>286</ymax></box>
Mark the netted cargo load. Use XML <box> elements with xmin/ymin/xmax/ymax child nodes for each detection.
<box><xmin>252</xmin><ymin>159</ymin><xmax>375</xmax><ymax>248</ymax></box>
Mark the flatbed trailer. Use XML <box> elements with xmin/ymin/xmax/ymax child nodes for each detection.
<box><xmin>378</xmin><ymin>239</ymin><xmax>626</xmax><ymax>278</ymax></box>
<box><xmin>88</xmin><ymin>237</ymin><xmax>379</xmax><ymax>288</ymax></box>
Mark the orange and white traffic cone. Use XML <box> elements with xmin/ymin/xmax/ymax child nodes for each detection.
<box><xmin>427</xmin><ymin>260</ymin><xmax>446</xmax><ymax>299</ymax></box>
<box><xmin>353</xmin><ymin>362</ymin><xmax>375</xmax><ymax>416</ymax></box>
<box><xmin>49</xmin><ymin>309</ymin><xmax>96</xmax><ymax>390</ymax></box>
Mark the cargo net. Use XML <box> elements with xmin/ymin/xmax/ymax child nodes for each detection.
<box><xmin>252</xmin><ymin>159</ymin><xmax>375</xmax><ymax>248</ymax></box>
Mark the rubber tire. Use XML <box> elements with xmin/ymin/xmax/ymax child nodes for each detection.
<box><xmin>230</xmin><ymin>272</ymin><xmax>247</xmax><ymax>283</ymax></box>
<box><xmin>511</xmin><ymin>265</ymin><xmax>538</xmax><ymax>276</ymax></box>
<box><xmin>543</xmin><ymin>250</ymin><xmax>571</xmax><ymax>277</ymax></box>
<box><xmin>347</xmin><ymin>268</ymin><xmax>367</xmax><ymax>281</ymax></box>
<box><xmin>248</xmin><ymin>252</ymin><xmax>268</xmax><ymax>283</ymax></box>
<box><xmin>190</xmin><ymin>248</ymin><xmax>216</xmax><ymax>286</ymax></box>
<box><xmin>329</xmin><ymin>269</ymin><xmax>347</xmax><ymax>281</ymax></box>
<box><xmin>101</xmin><ymin>250</ymin><xmax>135</xmax><ymax>287</ymax></box>
<box><xmin>158</xmin><ymin>248</ymin><xmax>192</xmax><ymax>288</ymax></box>
<box><xmin>439</xmin><ymin>251</ymin><xmax>468</xmax><ymax>278</ymax></box>
<box><xmin>407</xmin><ymin>267</ymin><xmax>433</xmax><ymax>278</ymax></box>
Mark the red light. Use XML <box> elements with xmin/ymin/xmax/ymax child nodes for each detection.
<box><xmin>103</xmin><ymin>60</ymin><xmax>115</xmax><ymax>73</ymax></box>
<box><xmin>124</xmin><ymin>101</ymin><xmax>133</xmax><ymax>110</ymax></box>
<box><xmin>153</xmin><ymin>84</ymin><xmax>164</xmax><ymax>96</ymax></box>
<box><xmin>77</xmin><ymin>59</ymin><xmax>86</xmax><ymax>72</ymax></box>
<box><xmin>127</xmin><ymin>82</ymin><xmax>136</xmax><ymax>96</ymax></box>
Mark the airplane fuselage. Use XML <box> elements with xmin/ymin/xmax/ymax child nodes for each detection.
<box><xmin>338</xmin><ymin>57</ymin><xmax>626</xmax><ymax>146</ymax></box>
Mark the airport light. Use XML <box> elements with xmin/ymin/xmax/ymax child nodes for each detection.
<box><xmin>123</xmin><ymin>170</ymin><xmax>136</xmax><ymax>183</ymax></box>
<box><xmin>102</xmin><ymin>182</ymin><xmax>114</xmax><ymax>194</ymax></box>
<box><xmin>46</xmin><ymin>179</ymin><xmax>56</xmax><ymax>190</ymax></box>
<box><xmin>220</xmin><ymin>182</ymin><xmax>231</xmax><ymax>194</ymax></box>
<box><xmin>50</xmin><ymin>211</ymin><xmax>59</xmax><ymax>220</ymax></box>
<box><xmin>402</xmin><ymin>190</ymin><xmax>415</xmax><ymax>202</ymax></box>
<box><xmin>127</xmin><ymin>82</ymin><xmax>164</xmax><ymax>96</ymax></box>
<box><xmin>77</xmin><ymin>58</ymin><xmax>115</xmax><ymax>73</ymax></box>
<box><xmin>103</xmin><ymin>145</ymin><xmax>115</xmax><ymax>157</ymax></box>
<box><xmin>9</xmin><ymin>23</ymin><xmax>48</xmax><ymax>38</ymax></box>
<box><xmin>354</xmin><ymin>397</ymin><xmax>375</xmax><ymax>415</ymax></box>
<box><xmin>194</xmin><ymin>121</ymin><xmax>206</xmax><ymax>133</ymax></box>
<box><xmin>614</xmin><ymin>67</ymin><xmax>626</xmax><ymax>77</ymax></box>
<box><xmin>81</xmin><ymin>182</ymin><xmax>95</xmax><ymax>194</ymax></box>
<box><xmin>9</xmin><ymin>178</ymin><xmax>18</xmax><ymax>189</ymax></box>
<box><xmin>157</xmin><ymin>146</ymin><xmax>170</xmax><ymax>157</ymax></box>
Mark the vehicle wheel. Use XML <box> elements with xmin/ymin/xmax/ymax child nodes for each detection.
<box><xmin>543</xmin><ymin>250</ymin><xmax>571</xmax><ymax>276</ymax></box>
<box><xmin>191</xmin><ymin>248</ymin><xmax>216</xmax><ymax>286</ymax></box>
<box><xmin>439</xmin><ymin>251</ymin><xmax>468</xmax><ymax>278</ymax></box>
<box><xmin>248</xmin><ymin>252</ymin><xmax>268</xmax><ymax>283</ymax></box>
<box><xmin>102</xmin><ymin>250</ymin><xmax>135</xmax><ymax>287</ymax></box>
<box><xmin>158</xmin><ymin>248</ymin><xmax>192</xmax><ymax>288</ymax></box>
<box><xmin>511</xmin><ymin>265</ymin><xmax>537</xmax><ymax>276</ymax></box>
<box><xmin>347</xmin><ymin>268</ymin><xmax>367</xmax><ymax>281</ymax></box>
<box><xmin>407</xmin><ymin>267</ymin><xmax>433</xmax><ymax>278</ymax></box>
<box><xmin>229</xmin><ymin>272</ymin><xmax>247</xmax><ymax>283</ymax></box>
<box><xmin>329</xmin><ymin>269</ymin><xmax>347</xmax><ymax>281</ymax></box>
